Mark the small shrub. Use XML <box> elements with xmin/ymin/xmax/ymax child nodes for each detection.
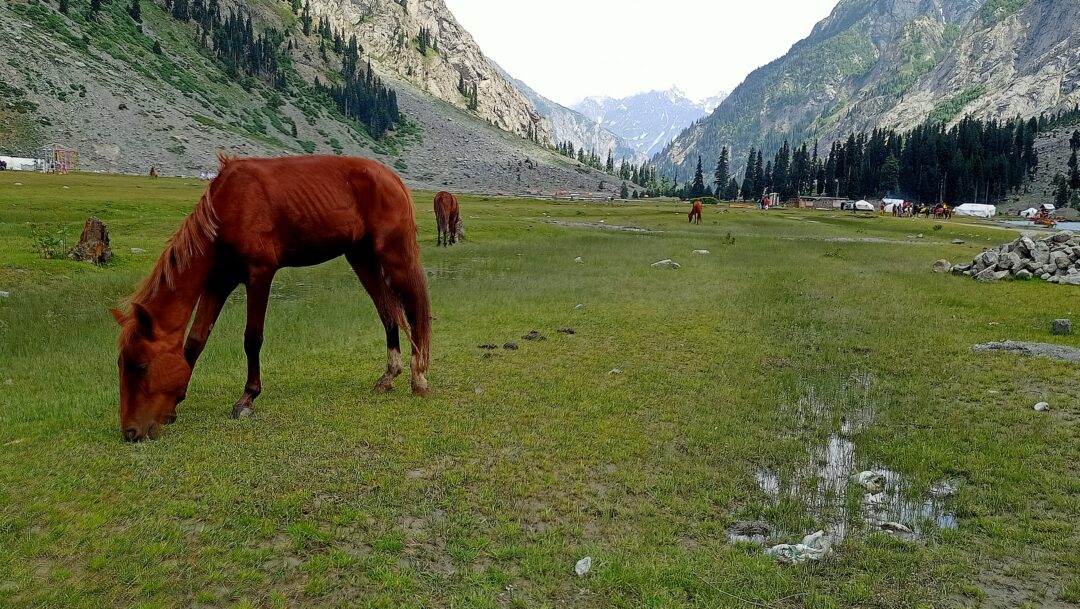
<box><xmin>30</xmin><ymin>224</ymin><xmax>66</xmax><ymax>259</ymax></box>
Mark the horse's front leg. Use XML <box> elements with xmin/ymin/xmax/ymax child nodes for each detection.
<box><xmin>232</xmin><ymin>268</ymin><xmax>274</xmax><ymax>419</ymax></box>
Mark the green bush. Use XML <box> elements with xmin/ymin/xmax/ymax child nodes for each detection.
<box><xmin>29</xmin><ymin>224</ymin><xmax>66</xmax><ymax>259</ymax></box>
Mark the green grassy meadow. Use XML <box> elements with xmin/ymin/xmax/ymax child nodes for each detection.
<box><xmin>1</xmin><ymin>172</ymin><xmax>1078</xmax><ymax>608</ymax></box>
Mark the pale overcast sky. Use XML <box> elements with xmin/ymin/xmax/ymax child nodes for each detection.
<box><xmin>443</xmin><ymin>0</ymin><xmax>839</xmax><ymax>106</ymax></box>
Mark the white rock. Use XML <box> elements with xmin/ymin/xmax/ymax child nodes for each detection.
<box><xmin>575</xmin><ymin>556</ymin><xmax>592</xmax><ymax>577</ymax></box>
<box><xmin>692</xmin><ymin>250</ymin><xmax>710</xmax><ymax>255</ymax></box>
<box><xmin>1034</xmin><ymin>402</ymin><xmax>1050</xmax><ymax>412</ymax></box>
<box><xmin>574</xmin><ymin>257</ymin><xmax>583</xmax><ymax>263</ymax></box>
<box><xmin>0</xmin><ymin>291</ymin><xmax>9</xmax><ymax>298</ymax></box>
<box><xmin>131</xmin><ymin>247</ymin><xmax>147</xmax><ymax>254</ymax></box>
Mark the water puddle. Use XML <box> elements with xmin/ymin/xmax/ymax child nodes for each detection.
<box><xmin>544</xmin><ymin>220</ymin><xmax>659</xmax><ymax>234</ymax></box>
<box><xmin>752</xmin><ymin>374</ymin><xmax>957</xmax><ymax>546</ymax></box>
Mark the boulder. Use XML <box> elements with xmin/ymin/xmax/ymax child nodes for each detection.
<box><xmin>1052</xmin><ymin>231</ymin><xmax>1074</xmax><ymax>244</ymax></box>
<box><xmin>1052</xmin><ymin>319</ymin><xmax>1073</xmax><ymax>335</ymax></box>
<box><xmin>67</xmin><ymin>216</ymin><xmax>112</xmax><ymax>265</ymax></box>
<box><xmin>1061</xmin><ymin>274</ymin><xmax>1080</xmax><ymax>286</ymax></box>
<box><xmin>651</xmin><ymin>259</ymin><xmax>681</xmax><ymax>269</ymax></box>
<box><xmin>1052</xmin><ymin>251</ymin><xmax>1071</xmax><ymax>270</ymax></box>
<box><xmin>932</xmin><ymin>259</ymin><xmax>952</xmax><ymax>273</ymax></box>
<box><xmin>951</xmin><ymin>263</ymin><xmax>971</xmax><ymax>275</ymax></box>
<box><xmin>1015</xmin><ymin>269</ymin><xmax>1033</xmax><ymax>280</ymax></box>
<box><xmin>975</xmin><ymin>267</ymin><xmax>1002</xmax><ymax>282</ymax></box>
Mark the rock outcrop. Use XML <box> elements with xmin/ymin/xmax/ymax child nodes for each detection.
<box><xmin>309</xmin><ymin>0</ymin><xmax>549</xmax><ymax>142</ymax></box>
<box><xmin>949</xmin><ymin>231</ymin><xmax>1080</xmax><ymax>285</ymax></box>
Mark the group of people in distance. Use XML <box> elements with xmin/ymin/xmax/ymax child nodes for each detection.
<box><xmin>891</xmin><ymin>201</ymin><xmax>952</xmax><ymax>219</ymax></box>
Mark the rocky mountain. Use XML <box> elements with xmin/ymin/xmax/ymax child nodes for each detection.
<box><xmin>655</xmin><ymin>0</ymin><xmax>1080</xmax><ymax>188</ymax></box>
<box><xmin>494</xmin><ymin>64</ymin><xmax>642</xmax><ymax>164</ymax></box>
<box><xmin>0</xmin><ymin>0</ymin><xmax>625</xmax><ymax>195</ymax></box>
<box><xmin>573</xmin><ymin>87</ymin><xmax>727</xmax><ymax>160</ymax></box>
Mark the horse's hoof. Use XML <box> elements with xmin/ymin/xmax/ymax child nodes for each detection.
<box><xmin>231</xmin><ymin>404</ymin><xmax>254</xmax><ymax>419</ymax></box>
<box><xmin>373</xmin><ymin>382</ymin><xmax>393</xmax><ymax>394</ymax></box>
<box><xmin>411</xmin><ymin>386</ymin><xmax>433</xmax><ymax>399</ymax></box>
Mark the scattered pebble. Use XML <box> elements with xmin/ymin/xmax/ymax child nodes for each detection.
<box><xmin>503</xmin><ymin>342</ymin><xmax>518</xmax><ymax>351</ymax></box>
<box><xmin>13</xmin><ymin>182</ymin><xmax>22</xmax><ymax>186</ymax></box>
<box><xmin>574</xmin><ymin>257</ymin><xmax>583</xmax><ymax>263</ymax></box>
<box><xmin>692</xmin><ymin>249</ymin><xmax>710</xmax><ymax>255</ymax></box>
<box><xmin>608</xmin><ymin>368</ymin><xmax>623</xmax><ymax>375</ymax></box>
<box><xmin>522</xmin><ymin>330</ymin><xmax>546</xmax><ymax>341</ymax></box>
<box><xmin>130</xmin><ymin>247</ymin><xmax>147</xmax><ymax>254</ymax></box>
<box><xmin>478</xmin><ymin>343</ymin><xmax>498</xmax><ymax>350</ymax></box>
<box><xmin>1034</xmin><ymin>402</ymin><xmax>1051</xmax><ymax>412</ymax></box>
<box><xmin>575</xmin><ymin>304</ymin><xmax>584</xmax><ymax>310</ymax></box>
<box><xmin>1052</xmin><ymin>319</ymin><xmax>1072</xmax><ymax>336</ymax></box>
<box><xmin>575</xmin><ymin>556</ymin><xmax>592</xmax><ymax>577</ymax></box>
<box><xmin>952</xmin><ymin>239</ymin><xmax>966</xmax><ymax>245</ymax></box>
<box><xmin>558</xmin><ymin>327</ymin><xmax>576</xmax><ymax>335</ymax></box>
<box><xmin>474</xmin><ymin>387</ymin><xmax>484</xmax><ymax>395</ymax></box>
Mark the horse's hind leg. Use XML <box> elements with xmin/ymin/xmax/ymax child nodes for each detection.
<box><xmin>346</xmin><ymin>250</ymin><xmax>404</xmax><ymax>393</ymax></box>
<box><xmin>375</xmin><ymin>238</ymin><xmax>432</xmax><ymax>398</ymax></box>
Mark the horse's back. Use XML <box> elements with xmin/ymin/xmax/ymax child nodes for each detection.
<box><xmin>210</xmin><ymin>156</ymin><xmax>415</xmax><ymax>265</ymax></box>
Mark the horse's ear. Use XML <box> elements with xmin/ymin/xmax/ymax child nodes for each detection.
<box><xmin>109</xmin><ymin>308</ymin><xmax>126</xmax><ymax>325</ymax></box>
<box><xmin>131</xmin><ymin>303</ymin><xmax>154</xmax><ymax>337</ymax></box>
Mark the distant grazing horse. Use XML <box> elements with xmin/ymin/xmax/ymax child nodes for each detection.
<box><xmin>149</xmin><ymin>166</ymin><xmax>158</xmax><ymax>178</ymax></box>
<box><xmin>434</xmin><ymin>191</ymin><xmax>460</xmax><ymax>246</ymax></box>
<box><xmin>689</xmin><ymin>199</ymin><xmax>704</xmax><ymax>224</ymax></box>
<box><xmin>110</xmin><ymin>154</ymin><xmax>432</xmax><ymax>442</ymax></box>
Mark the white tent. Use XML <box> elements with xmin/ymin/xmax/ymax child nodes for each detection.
<box><xmin>1019</xmin><ymin>208</ymin><xmax>1039</xmax><ymax>218</ymax></box>
<box><xmin>954</xmin><ymin>203</ymin><xmax>997</xmax><ymax>219</ymax></box>
<box><xmin>883</xmin><ymin>199</ymin><xmax>904</xmax><ymax>213</ymax></box>
<box><xmin>854</xmin><ymin>200</ymin><xmax>875</xmax><ymax>212</ymax></box>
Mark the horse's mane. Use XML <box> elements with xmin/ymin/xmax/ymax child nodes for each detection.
<box><xmin>128</xmin><ymin>155</ymin><xmax>231</xmax><ymax>305</ymax></box>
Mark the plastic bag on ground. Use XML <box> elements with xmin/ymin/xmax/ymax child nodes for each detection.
<box><xmin>764</xmin><ymin>530</ymin><xmax>830</xmax><ymax>565</ymax></box>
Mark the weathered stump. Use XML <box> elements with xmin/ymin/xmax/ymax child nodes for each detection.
<box><xmin>68</xmin><ymin>216</ymin><xmax>112</xmax><ymax>265</ymax></box>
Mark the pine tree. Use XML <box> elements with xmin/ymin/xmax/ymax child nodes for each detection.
<box><xmin>301</xmin><ymin>0</ymin><xmax>312</xmax><ymax>35</ymax></box>
<box><xmin>620</xmin><ymin>181</ymin><xmax>629</xmax><ymax>199</ymax></box>
<box><xmin>1071</xmin><ymin>130</ymin><xmax>1080</xmax><ymax>153</ymax></box>
<box><xmin>152</xmin><ymin>39</ymin><xmax>163</xmax><ymax>54</ymax></box>
<box><xmin>713</xmin><ymin>147</ymin><xmax>729</xmax><ymax>197</ymax></box>
<box><xmin>689</xmin><ymin>156</ymin><xmax>707</xmax><ymax>198</ymax></box>
<box><xmin>128</xmin><ymin>0</ymin><xmax>142</xmax><ymax>22</ymax></box>
<box><xmin>1054</xmin><ymin>174</ymin><xmax>1070</xmax><ymax>208</ymax></box>
<box><xmin>90</xmin><ymin>0</ymin><xmax>101</xmax><ymax>15</ymax></box>
<box><xmin>741</xmin><ymin>147</ymin><xmax>757</xmax><ymax>200</ymax></box>
<box><xmin>606</xmin><ymin>150</ymin><xmax>614</xmax><ymax>174</ymax></box>
<box><xmin>58</xmin><ymin>0</ymin><xmax>69</xmax><ymax>12</ymax></box>
<box><xmin>1071</xmin><ymin>151</ymin><xmax>1080</xmax><ymax>191</ymax></box>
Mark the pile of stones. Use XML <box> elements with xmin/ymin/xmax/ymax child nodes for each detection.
<box><xmin>945</xmin><ymin>231</ymin><xmax>1080</xmax><ymax>284</ymax></box>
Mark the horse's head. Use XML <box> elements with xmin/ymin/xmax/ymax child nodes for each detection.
<box><xmin>110</xmin><ymin>304</ymin><xmax>191</xmax><ymax>442</ymax></box>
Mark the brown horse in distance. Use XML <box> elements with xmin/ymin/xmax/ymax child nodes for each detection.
<box><xmin>434</xmin><ymin>191</ymin><xmax>460</xmax><ymax>247</ymax></box>
<box><xmin>688</xmin><ymin>199</ymin><xmax>704</xmax><ymax>224</ymax></box>
<box><xmin>110</xmin><ymin>154</ymin><xmax>432</xmax><ymax>442</ymax></box>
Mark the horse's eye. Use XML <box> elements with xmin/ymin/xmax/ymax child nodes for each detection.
<box><xmin>126</xmin><ymin>362</ymin><xmax>149</xmax><ymax>376</ymax></box>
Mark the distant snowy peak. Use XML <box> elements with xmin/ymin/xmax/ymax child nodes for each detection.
<box><xmin>570</xmin><ymin>88</ymin><xmax>728</xmax><ymax>159</ymax></box>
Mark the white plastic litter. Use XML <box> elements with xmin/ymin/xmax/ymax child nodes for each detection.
<box><xmin>851</xmin><ymin>471</ymin><xmax>886</xmax><ymax>494</ymax></box>
<box><xmin>575</xmin><ymin>556</ymin><xmax>592</xmax><ymax>577</ymax></box>
<box><xmin>574</xmin><ymin>257</ymin><xmax>583</xmax><ymax>263</ymax></box>
<box><xmin>692</xmin><ymin>250</ymin><xmax>710</xmax><ymax>255</ymax></box>
<box><xmin>1034</xmin><ymin>402</ymin><xmax>1051</xmax><ymax>412</ymax></box>
<box><xmin>609</xmin><ymin>368</ymin><xmax>623</xmax><ymax>375</ymax></box>
<box><xmin>575</xmin><ymin>304</ymin><xmax>585</xmax><ymax>310</ymax></box>
<box><xmin>764</xmin><ymin>530</ymin><xmax>830</xmax><ymax>565</ymax></box>
<box><xmin>651</xmin><ymin>259</ymin><xmax>681</xmax><ymax>269</ymax></box>
<box><xmin>131</xmin><ymin>247</ymin><xmax>147</xmax><ymax>254</ymax></box>
<box><xmin>0</xmin><ymin>291</ymin><xmax>9</xmax><ymax>298</ymax></box>
<box><xmin>879</xmin><ymin>522</ymin><xmax>914</xmax><ymax>538</ymax></box>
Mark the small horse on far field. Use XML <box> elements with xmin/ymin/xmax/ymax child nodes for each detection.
<box><xmin>434</xmin><ymin>191</ymin><xmax>460</xmax><ymax>246</ymax></box>
<box><xmin>149</xmin><ymin>166</ymin><xmax>158</xmax><ymax>178</ymax></box>
<box><xmin>111</xmin><ymin>154</ymin><xmax>432</xmax><ymax>442</ymax></box>
<box><xmin>688</xmin><ymin>199</ymin><xmax>704</xmax><ymax>224</ymax></box>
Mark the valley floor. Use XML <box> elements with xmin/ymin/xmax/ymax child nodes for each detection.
<box><xmin>1</xmin><ymin>173</ymin><xmax>1078</xmax><ymax>608</ymax></box>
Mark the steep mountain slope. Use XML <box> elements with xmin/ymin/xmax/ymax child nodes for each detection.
<box><xmin>493</xmin><ymin>64</ymin><xmax>642</xmax><ymax>164</ymax></box>
<box><xmin>656</xmin><ymin>0</ymin><xmax>1080</xmax><ymax>187</ymax></box>
<box><xmin>573</xmin><ymin>88</ymin><xmax>726</xmax><ymax>159</ymax></box>
<box><xmin>0</xmin><ymin>0</ymin><xmax>619</xmax><ymax>194</ymax></box>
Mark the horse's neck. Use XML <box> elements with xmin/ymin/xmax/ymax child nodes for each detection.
<box><xmin>139</xmin><ymin>252</ymin><xmax>214</xmax><ymax>338</ymax></box>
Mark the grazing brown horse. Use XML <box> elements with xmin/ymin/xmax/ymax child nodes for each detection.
<box><xmin>688</xmin><ymin>199</ymin><xmax>704</xmax><ymax>224</ymax></box>
<box><xmin>110</xmin><ymin>154</ymin><xmax>432</xmax><ymax>442</ymax></box>
<box><xmin>434</xmin><ymin>191</ymin><xmax>460</xmax><ymax>246</ymax></box>
<box><xmin>149</xmin><ymin>166</ymin><xmax>158</xmax><ymax>178</ymax></box>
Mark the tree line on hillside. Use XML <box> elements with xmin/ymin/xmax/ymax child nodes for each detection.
<box><xmin>679</xmin><ymin>116</ymin><xmax>1040</xmax><ymax>204</ymax></box>
<box><xmin>154</xmin><ymin>0</ymin><xmax>399</xmax><ymax>138</ymax></box>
